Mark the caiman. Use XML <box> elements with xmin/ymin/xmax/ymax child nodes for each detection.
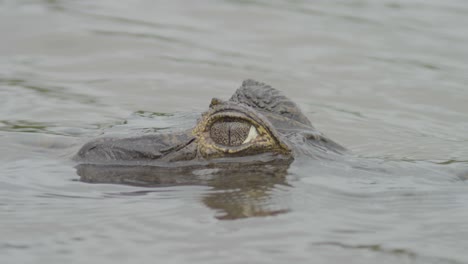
<box><xmin>75</xmin><ymin>79</ymin><xmax>345</xmax><ymax>167</ymax></box>
<box><xmin>74</xmin><ymin>79</ymin><xmax>464</xmax><ymax>219</ymax></box>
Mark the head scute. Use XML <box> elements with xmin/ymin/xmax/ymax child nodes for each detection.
<box><xmin>229</xmin><ymin>79</ymin><xmax>312</xmax><ymax>126</ymax></box>
<box><xmin>209</xmin><ymin>97</ymin><xmax>224</xmax><ymax>108</ymax></box>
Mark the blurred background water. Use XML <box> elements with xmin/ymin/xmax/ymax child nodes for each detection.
<box><xmin>1</xmin><ymin>0</ymin><xmax>468</xmax><ymax>263</ymax></box>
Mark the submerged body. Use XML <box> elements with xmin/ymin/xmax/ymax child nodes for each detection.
<box><xmin>74</xmin><ymin>80</ymin><xmax>466</xmax><ymax>219</ymax></box>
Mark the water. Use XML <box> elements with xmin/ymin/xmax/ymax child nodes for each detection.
<box><xmin>1</xmin><ymin>0</ymin><xmax>468</xmax><ymax>263</ymax></box>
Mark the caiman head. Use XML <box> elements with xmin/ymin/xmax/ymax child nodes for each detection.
<box><xmin>74</xmin><ymin>80</ymin><xmax>346</xmax><ymax>219</ymax></box>
<box><xmin>75</xmin><ymin>79</ymin><xmax>345</xmax><ymax>169</ymax></box>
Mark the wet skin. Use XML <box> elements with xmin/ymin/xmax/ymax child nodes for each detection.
<box><xmin>74</xmin><ymin>79</ymin><xmax>346</xmax><ymax>219</ymax></box>
<box><xmin>75</xmin><ymin>79</ymin><xmax>345</xmax><ymax>166</ymax></box>
<box><xmin>75</xmin><ymin>80</ymin><xmax>467</xmax><ymax>219</ymax></box>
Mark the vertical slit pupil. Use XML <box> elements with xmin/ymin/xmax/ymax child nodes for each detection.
<box><xmin>210</xmin><ymin>119</ymin><xmax>251</xmax><ymax>146</ymax></box>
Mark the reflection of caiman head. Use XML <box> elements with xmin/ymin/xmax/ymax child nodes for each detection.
<box><xmin>74</xmin><ymin>79</ymin><xmax>346</xmax><ymax>219</ymax></box>
<box><xmin>77</xmin><ymin>163</ymin><xmax>291</xmax><ymax>220</ymax></box>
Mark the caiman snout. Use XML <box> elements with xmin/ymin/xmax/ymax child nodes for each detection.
<box><xmin>75</xmin><ymin>131</ymin><xmax>197</xmax><ymax>165</ymax></box>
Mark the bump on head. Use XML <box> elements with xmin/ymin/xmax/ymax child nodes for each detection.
<box><xmin>229</xmin><ymin>79</ymin><xmax>312</xmax><ymax>126</ymax></box>
<box><xmin>209</xmin><ymin>98</ymin><xmax>224</xmax><ymax>108</ymax></box>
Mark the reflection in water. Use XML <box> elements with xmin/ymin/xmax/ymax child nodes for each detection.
<box><xmin>76</xmin><ymin>161</ymin><xmax>291</xmax><ymax>220</ymax></box>
<box><xmin>2</xmin><ymin>0</ymin><xmax>468</xmax><ymax>262</ymax></box>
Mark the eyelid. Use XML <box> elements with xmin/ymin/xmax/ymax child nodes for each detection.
<box><xmin>193</xmin><ymin>106</ymin><xmax>291</xmax><ymax>157</ymax></box>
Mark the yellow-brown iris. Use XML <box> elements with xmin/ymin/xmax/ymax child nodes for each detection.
<box><xmin>209</xmin><ymin>118</ymin><xmax>259</xmax><ymax>147</ymax></box>
<box><xmin>193</xmin><ymin>105</ymin><xmax>290</xmax><ymax>159</ymax></box>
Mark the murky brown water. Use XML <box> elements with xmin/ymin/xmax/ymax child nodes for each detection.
<box><xmin>1</xmin><ymin>0</ymin><xmax>468</xmax><ymax>263</ymax></box>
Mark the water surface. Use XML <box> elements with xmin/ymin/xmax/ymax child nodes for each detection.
<box><xmin>1</xmin><ymin>0</ymin><xmax>468</xmax><ymax>263</ymax></box>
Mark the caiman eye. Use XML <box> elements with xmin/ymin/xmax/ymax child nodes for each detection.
<box><xmin>193</xmin><ymin>106</ymin><xmax>291</xmax><ymax>158</ymax></box>
<box><xmin>210</xmin><ymin>119</ymin><xmax>259</xmax><ymax>146</ymax></box>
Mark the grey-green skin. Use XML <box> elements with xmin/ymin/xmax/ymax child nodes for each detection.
<box><xmin>75</xmin><ymin>79</ymin><xmax>345</xmax><ymax>167</ymax></box>
<box><xmin>76</xmin><ymin>79</ymin><xmax>349</xmax><ymax>219</ymax></box>
<box><xmin>74</xmin><ymin>79</ymin><xmax>466</xmax><ymax>219</ymax></box>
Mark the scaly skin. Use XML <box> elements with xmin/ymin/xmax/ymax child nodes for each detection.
<box><xmin>74</xmin><ymin>79</ymin><xmax>346</xmax><ymax>220</ymax></box>
<box><xmin>73</xmin><ymin>81</ymin><xmax>466</xmax><ymax>219</ymax></box>
<box><xmin>74</xmin><ymin>79</ymin><xmax>345</xmax><ymax>166</ymax></box>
